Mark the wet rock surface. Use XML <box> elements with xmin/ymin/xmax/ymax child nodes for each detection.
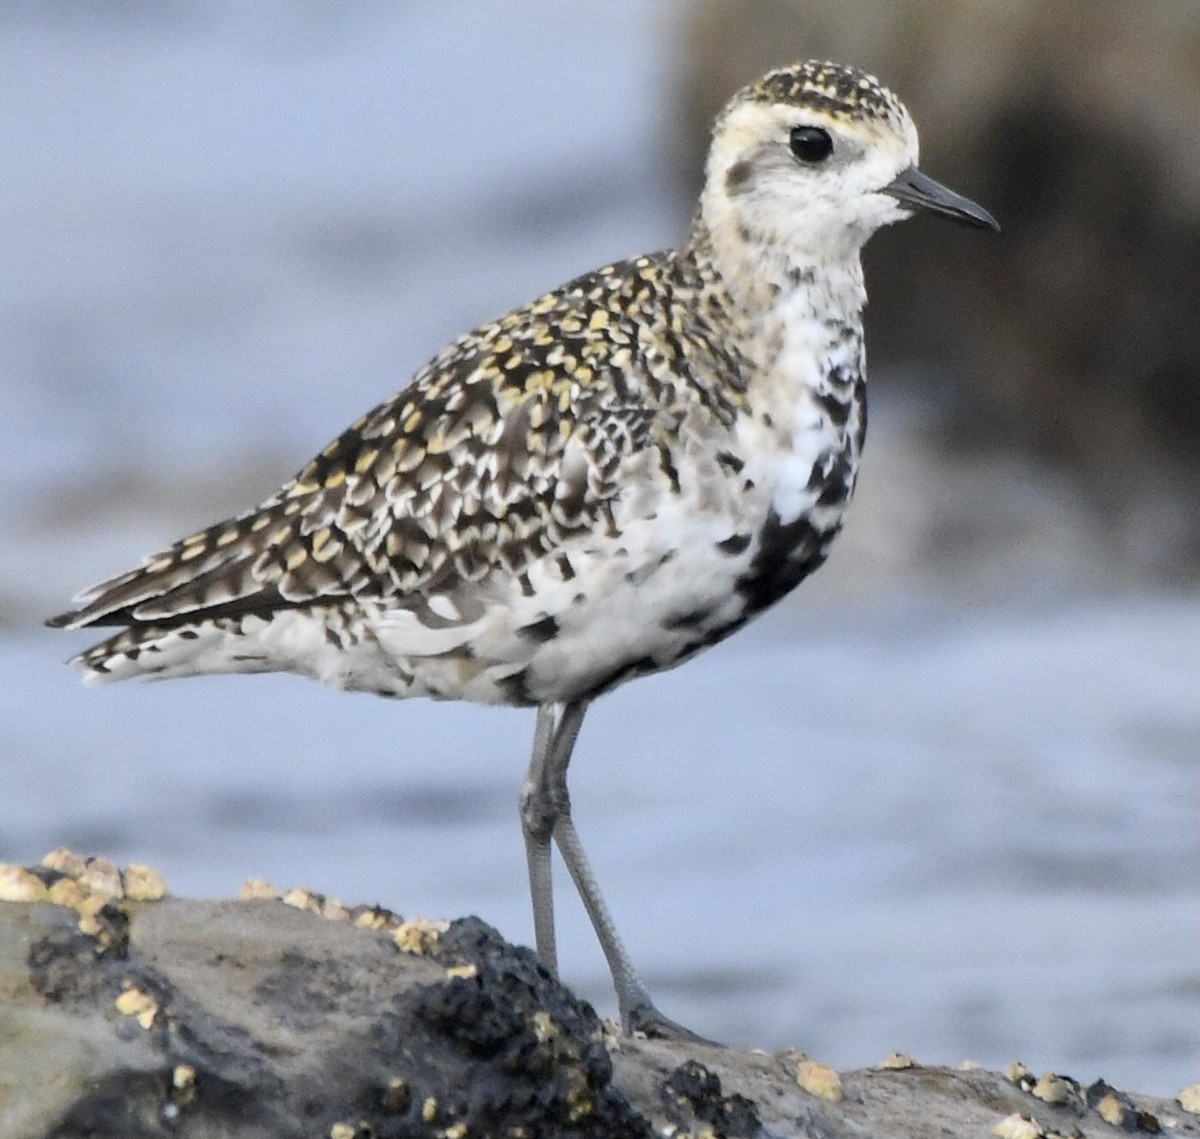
<box><xmin>1</xmin><ymin>857</ymin><xmax>1196</xmax><ymax>1139</ymax></box>
<box><xmin>2</xmin><ymin>895</ymin><xmax>644</xmax><ymax>1138</ymax></box>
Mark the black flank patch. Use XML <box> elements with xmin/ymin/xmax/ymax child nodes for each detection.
<box><xmin>735</xmin><ymin>511</ymin><xmax>828</xmax><ymax>616</ymax></box>
<box><xmin>587</xmin><ymin>655</ymin><xmax>659</xmax><ymax>698</ymax></box>
<box><xmin>663</xmin><ymin>607</ymin><xmax>713</xmax><ymax>631</ymax></box>
<box><xmin>697</xmin><ymin>615</ymin><xmax>747</xmax><ymax>650</ymax></box>
<box><xmin>664</xmin><ymin>613</ymin><xmax>751</xmax><ymax>661</ymax></box>
<box><xmin>853</xmin><ymin>376</ymin><xmax>868</xmax><ymax>451</ymax></box>
<box><xmin>825</xmin><ymin>360</ymin><xmax>858</xmax><ymax>386</ymax></box>
<box><xmin>814</xmin><ymin>390</ymin><xmax>850</xmax><ymax>428</ymax></box>
<box><xmin>716</xmin><ymin>533</ymin><xmax>752</xmax><ymax>556</ymax></box>
<box><xmin>817</xmin><ymin>477</ymin><xmax>850</xmax><ymax>508</ymax></box>
<box><xmin>497</xmin><ymin>669</ymin><xmax>536</xmax><ymax>707</ymax></box>
<box><xmin>518</xmin><ymin>615</ymin><xmax>560</xmax><ymax>643</ymax></box>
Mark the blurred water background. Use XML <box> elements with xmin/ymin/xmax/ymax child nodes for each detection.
<box><xmin>1</xmin><ymin>1</ymin><xmax>1196</xmax><ymax>1095</ymax></box>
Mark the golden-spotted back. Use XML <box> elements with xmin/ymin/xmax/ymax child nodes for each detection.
<box><xmin>50</xmin><ymin>252</ymin><xmax>738</xmax><ymax>632</ymax></box>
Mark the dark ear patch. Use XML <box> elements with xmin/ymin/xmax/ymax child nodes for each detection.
<box><xmin>725</xmin><ymin>159</ymin><xmax>754</xmax><ymax>194</ymax></box>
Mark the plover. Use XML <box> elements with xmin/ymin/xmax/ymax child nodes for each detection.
<box><xmin>49</xmin><ymin>60</ymin><xmax>997</xmax><ymax>1039</ymax></box>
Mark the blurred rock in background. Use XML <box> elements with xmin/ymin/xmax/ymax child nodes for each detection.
<box><xmin>673</xmin><ymin>0</ymin><xmax>1200</xmax><ymax>580</ymax></box>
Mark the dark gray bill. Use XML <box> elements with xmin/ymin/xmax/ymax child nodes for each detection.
<box><xmin>883</xmin><ymin>166</ymin><xmax>999</xmax><ymax>231</ymax></box>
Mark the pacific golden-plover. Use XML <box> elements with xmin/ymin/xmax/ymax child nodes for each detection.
<box><xmin>50</xmin><ymin>60</ymin><xmax>997</xmax><ymax>1039</ymax></box>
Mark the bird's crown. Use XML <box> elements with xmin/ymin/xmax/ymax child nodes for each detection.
<box><xmin>739</xmin><ymin>60</ymin><xmax>908</xmax><ymax>131</ymax></box>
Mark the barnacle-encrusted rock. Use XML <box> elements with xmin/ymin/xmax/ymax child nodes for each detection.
<box><xmin>0</xmin><ymin>853</ymin><xmax>1193</xmax><ymax>1139</ymax></box>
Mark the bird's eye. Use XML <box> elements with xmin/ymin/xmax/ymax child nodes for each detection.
<box><xmin>789</xmin><ymin>126</ymin><xmax>833</xmax><ymax>163</ymax></box>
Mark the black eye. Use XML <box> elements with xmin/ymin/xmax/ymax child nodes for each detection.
<box><xmin>789</xmin><ymin>126</ymin><xmax>833</xmax><ymax>163</ymax></box>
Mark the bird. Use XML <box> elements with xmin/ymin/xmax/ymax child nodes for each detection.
<box><xmin>49</xmin><ymin>59</ymin><xmax>997</xmax><ymax>1040</ymax></box>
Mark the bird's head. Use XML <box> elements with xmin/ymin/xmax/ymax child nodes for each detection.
<box><xmin>699</xmin><ymin>60</ymin><xmax>997</xmax><ymax>270</ymax></box>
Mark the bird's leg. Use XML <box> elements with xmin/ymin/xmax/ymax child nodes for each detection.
<box><xmin>538</xmin><ymin>698</ymin><xmax>715</xmax><ymax>1044</ymax></box>
<box><xmin>520</xmin><ymin>703</ymin><xmax>562</xmax><ymax>975</ymax></box>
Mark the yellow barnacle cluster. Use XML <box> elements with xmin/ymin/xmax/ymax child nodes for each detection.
<box><xmin>794</xmin><ymin>1058</ymin><xmax>843</xmax><ymax>1101</ymax></box>
<box><xmin>239</xmin><ymin>877</ymin><xmax>408</xmax><ymax>931</ymax></box>
<box><xmin>115</xmin><ymin>981</ymin><xmax>160</xmax><ymax>1030</ymax></box>
<box><xmin>0</xmin><ymin>849</ymin><xmax>168</xmax><ymax>950</ymax></box>
<box><xmin>0</xmin><ymin>863</ymin><xmax>51</xmax><ymax>902</ymax></box>
<box><xmin>393</xmin><ymin>915</ymin><xmax>450</xmax><ymax>955</ymax></box>
<box><xmin>991</xmin><ymin>1113</ymin><xmax>1047</xmax><ymax>1139</ymax></box>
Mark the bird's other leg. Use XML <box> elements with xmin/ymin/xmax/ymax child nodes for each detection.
<box><xmin>520</xmin><ymin>703</ymin><xmax>563</xmax><ymax>975</ymax></box>
<box><xmin>541</xmin><ymin>699</ymin><xmax>715</xmax><ymax>1044</ymax></box>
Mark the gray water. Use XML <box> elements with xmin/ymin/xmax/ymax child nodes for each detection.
<box><xmin>1</xmin><ymin>3</ymin><xmax>1196</xmax><ymax>1095</ymax></box>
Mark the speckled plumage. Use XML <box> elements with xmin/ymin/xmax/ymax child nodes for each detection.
<box><xmin>52</xmin><ymin>235</ymin><xmax>857</xmax><ymax>705</ymax></box>
<box><xmin>749</xmin><ymin>60</ymin><xmax>906</xmax><ymax>124</ymax></box>
<box><xmin>50</xmin><ymin>60</ymin><xmax>996</xmax><ymax>1037</ymax></box>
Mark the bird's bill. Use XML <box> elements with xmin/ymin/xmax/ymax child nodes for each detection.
<box><xmin>883</xmin><ymin>166</ymin><xmax>999</xmax><ymax>231</ymax></box>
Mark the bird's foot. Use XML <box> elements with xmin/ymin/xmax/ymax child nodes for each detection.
<box><xmin>623</xmin><ymin>1000</ymin><xmax>721</xmax><ymax>1045</ymax></box>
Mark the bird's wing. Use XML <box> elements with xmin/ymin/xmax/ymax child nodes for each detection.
<box><xmin>47</xmin><ymin>277</ymin><xmax>664</xmax><ymax>632</ymax></box>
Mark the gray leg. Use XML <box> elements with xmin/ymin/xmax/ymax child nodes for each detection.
<box><xmin>520</xmin><ymin>704</ymin><xmax>561</xmax><ymax>974</ymax></box>
<box><xmin>521</xmin><ymin>699</ymin><xmax>713</xmax><ymax>1042</ymax></box>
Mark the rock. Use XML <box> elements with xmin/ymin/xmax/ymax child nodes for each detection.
<box><xmin>0</xmin><ymin>855</ymin><xmax>1194</xmax><ymax>1139</ymax></box>
<box><xmin>674</xmin><ymin>0</ymin><xmax>1200</xmax><ymax>574</ymax></box>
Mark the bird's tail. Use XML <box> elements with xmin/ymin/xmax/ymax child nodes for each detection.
<box><xmin>64</xmin><ymin>618</ymin><xmax>277</xmax><ymax>686</ymax></box>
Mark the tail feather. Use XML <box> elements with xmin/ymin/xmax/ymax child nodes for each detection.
<box><xmin>44</xmin><ymin>481</ymin><xmax>336</xmax><ymax>632</ymax></box>
<box><xmin>48</xmin><ymin>553</ymin><xmax>257</xmax><ymax>630</ymax></box>
<box><xmin>71</xmin><ymin>620</ymin><xmax>277</xmax><ymax>685</ymax></box>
